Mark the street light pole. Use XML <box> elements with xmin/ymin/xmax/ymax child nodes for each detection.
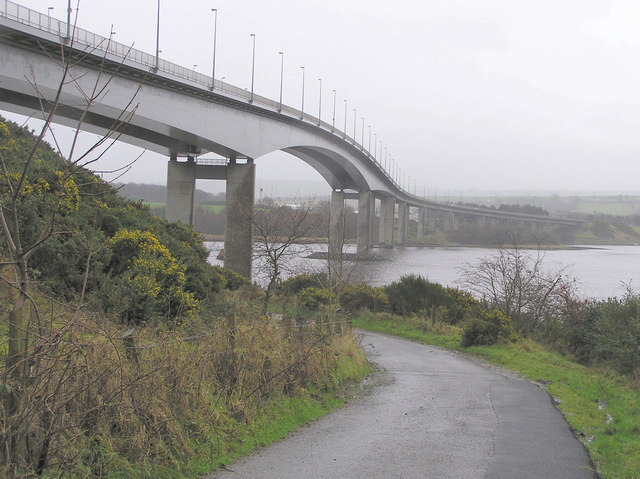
<box><xmin>352</xmin><ymin>108</ymin><xmax>356</xmax><ymax>145</ymax></box>
<box><xmin>155</xmin><ymin>0</ymin><xmax>160</xmax><ymax>71</ymax></box>
<box><xmin>343</xmin><ymin>100</ymin><xmax>347</xmax><ymax>138</ymax></box>
<box><xmin>317</xmin><ymin>78</ymin><xmax>322</xmax><ymax>126</ymax></box>
<box><xmin>278</xmin><ymin>52</ymin><xmax>284</xmax><ymax>112</ymax></box>
<box><xmin>249</xmin><ymin>33</ymin><xmax>256</xmax><ymax>103</ymax></box>
<box><xmin>332</xmin><ymin>89</ymin><xmax>336</xmax><ymax>132</ymax></box>
<box><xmin>47</xmin><ymin>7</ymin><xmax>53</xmax><ymax>30</ymax></box>
<box><xmin>300</xmin><ymin>66</ymin><xmax>305</xmax><ymax>119</ymax></box>
<box><xmin>361</xmin><ymin>117</ymin><xmax>364</xmax><ymax>149</ymax></box>
<box><xmin>368</xmin><ymin>125</ymin><xmax>371</xmax><ymax>153</ymax></box>
<box><xmin>211</xmin><ymin>8</ymin><xmax>217</xmax><ymax>89</ymax></box>
<box><xmin>65</xmin><ymin>0</ymin><xmax>71</xmax><ymax>43</ymax></box>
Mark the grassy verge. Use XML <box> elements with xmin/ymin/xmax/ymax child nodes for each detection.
<box><xmin>353</xmin><ymin>312</ymin><xmax>640</xmax><ymax>479</ymax></box>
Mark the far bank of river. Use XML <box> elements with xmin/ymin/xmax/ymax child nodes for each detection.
<box><xmin>205</xmin><ymin>242</ymin><xmax>640</xmax><ymax>300</ymax></box>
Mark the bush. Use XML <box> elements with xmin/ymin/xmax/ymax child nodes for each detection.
<box><xmin>214</xmin><ymin>266</ymin><xmax>250</xmax><ymax>291</ymax></box>
<box><xmin>461</xmin><ymin>309</ymin><xmax>515</xmax><ymax>347</ymax></box>
<box><xmin>385</xmin><ymin>275</ymin><xmax>471</xmax><ymax>323</ymax></box>
<box><xmin>561</xmin><ymin>294</ymin><xmax>640</xmax><ymax>375</ymax></box>
<box><xmin>278</xmin><ymin>273</ymin><xmax>327</xmax><ymax>296</ymax></box>
<box><xmin>298</xmin><ymin>287</ymin><xmax>330</xmax><ymax>310</ymax></box>
<box><xmin>339</xmin><ymin>283</ymin><xmax>388</xmax><ymax>313</ymax></box>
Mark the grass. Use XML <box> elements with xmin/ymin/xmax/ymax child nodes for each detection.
<box><xmin>353</xmin><ymin>312</ymin><xmax>640</xmax><ymax>479</ymax></box>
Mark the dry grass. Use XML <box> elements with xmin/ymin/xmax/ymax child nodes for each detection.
<box><xmin>0</xmin><ymin>287</ymin><xmax>365</xmax><ymax>477</ymax></box>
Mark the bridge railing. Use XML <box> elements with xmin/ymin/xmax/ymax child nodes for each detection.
<box><xmin>0</xmin><ymin>0</ymin><xmax>402</xmax><ymax>192</ymax></box>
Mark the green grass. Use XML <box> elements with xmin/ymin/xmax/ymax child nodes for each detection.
<box><xmin>199</xmin><ymin>204</ymin><xmax>225</xmax><ymax>214</ymax></box>
<box><xmin>353</xmin><ymin>312</ymin><xmax>640</xmax><ymax>479</ymax></box>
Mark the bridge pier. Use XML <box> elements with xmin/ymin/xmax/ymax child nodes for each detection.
<box><xmin>329</xmin><ymin>189</ymin><xmax>345</xmax><ymax>258</ymax></box>
<box><xmin>379</xmin><ymin>197</ymin><xmax>395</xmax><ymax>247</ymax></box>
<box><xmin>417</xmin><ymin>207</ymin><xmax>426</xmax><ymax>240</ymax></box>
<box><xmin>427</xmin><ymin>208</ymin><xmax>437</xmax><ymax>234</ymax></box>
<box><xmin>166</xmin><ymin>156</ymin><xmax>196</xmax><ymax>225</ymax></box>
<box><xmin>224</xmin><ymin>158</ymin><xmax>255</xmax><ymax>279</ymax></box>
<box><xmin>357</xmin><ymin>190</ymin><xmax>373</xmax><ymax>255</ymax></box>
<box><xmin>397</xmin><ymin>201</ymin><xmax>408</xmax><ymax>243</ymax></box>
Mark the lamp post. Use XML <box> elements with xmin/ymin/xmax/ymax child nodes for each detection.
<box><xmin>360</xmin><ymin>117</ymin><xmax>364</xmax><ymax>149</ymax></box>
<box><xmin>374</xmin><ymin>133</ymin><xmax>377</xmax><ymax>161</ymax></box>
<box><xmin>300</xmin><ymin>66</ymin><xmax>305</xmax><ymax>119</ymax></box>
<box><xmin>352</xmin><ymin>109</ymin><xmax>356</xmax><ymax>145</ymax></box>
<box><xmin>249</xmin><ymin>33</ymin><xmax>256</xmax><ymax>103</ymax></box>
<box><xmin>332</xmin><ymin>89</ymin><xmax>336</xmax><ymax>132</ymax></box>
<box><xmin>317</xmin><ymin>78</ymin><xmax>322</xmax><ymax>126</ymax></box>
<box><xmin>193</xmin><ymin>64</ymin><xmax>197</xmax><ymax>71</ymax></box>
<box><xmin>368</xmin><ymin>125</ymin><xmax>371</xmax><ymax>154</ymax></box>
<box><xmin>47</xmin><ymin>7</ymin><xmax>53</xmax><ymax>30</ymax></box>
<box><xmin>278</xmin><ymin>52</ymin><xmax>284</xmax><ymax>112</ymax></box>
<box><xmin>155</xmin><ymin>0</ymin><xmax>160</xmax><ymax>71</ymax></box>
<box><xmin>343</xmin><ymin>100</ymin><xmax>347</xmax><ymax>138</ymax></box>
<box><xmin>211</xmin><ymin>8</ymin><xmax>217</xmax><ymax>89</ymax></box>
<box><xmin>65</xmin><ymin>0</ymin><xmax>71</xmax><ymax>43</ymax></box>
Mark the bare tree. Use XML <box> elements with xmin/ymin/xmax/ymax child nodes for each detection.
<box><xmin>457</xmin><ymin>245</ymin><xmax>579</xmax><ymax>336</ymax></box>
<box><xmin>252</xmin><ymin>198</ymin><xmax>318</xmax><ymax>315</ymax></box>
<box><xmin>0</xmin><ymin>29</ymin><xmax>140</xmax><ymax>379</ymax></box>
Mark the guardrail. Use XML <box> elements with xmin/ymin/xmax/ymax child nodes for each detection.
<box><xmin>0</xmin><ymin>0</ymin><xmax>402</xmax><ymax>191</ymax></box>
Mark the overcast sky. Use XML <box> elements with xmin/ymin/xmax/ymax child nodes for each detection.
<box><xmin>3</xmin><ymin>0</ymin><xmax>640</xmax><ymax>195</ymax></box>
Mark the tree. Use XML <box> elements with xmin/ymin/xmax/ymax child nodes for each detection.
<box><xmin>252</xmin><ymin>199</ymin><xmax>318</xmax><ymax>315</ymax></box>
<box><xmin>457</xmin><ymin>245</ymin><xmax>578</xmax><ymax>336</ymax></box>
<box><xmin>0</xmin><ymin>30</ymin><xmax>139</xmax><ymax>378</ymax></box>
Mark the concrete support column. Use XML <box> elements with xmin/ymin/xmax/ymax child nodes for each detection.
<box><xmin>329</xmin><ymin>190</ymin><xmax>345</xmax><ymax>258</ymax></box>
<box><xmin>357</xmin><ymin>190</ymin><xmax>373</xmax><ymax>255</ymax></box>
<box><xmin>417</xmin><ymin>207</ymin><xmax>426</xmax><ymax>240</ymax></box>
<box><xmin>427</xmin><ymin>208</ymin><xmax>437</xmax><ymax>233</ymax></box>
<box><xmin>224</xmin><ymin>159</ymin><xmax>255</xmax><ymax>279</ymax></box>
<box><xmin>379</xmin><ymin>197</ymin><xmax>395</xmax><ymax>247</ymax></box>
<box><xmin>166</xmin><ymin>156</ymin><xmax>196</xmax><ymax>225</ymax></box>
<box><xmin>444</xmin><ymin>211</ymin><xmax>456</xmax><ymax>233</ymax></box>
<box><xmin>368</xmin><ymin>197</ymin><xmax>376</xmax><ymax>249</ymax></box>
<box><xmin>476</xmin><ymin>216</ymin><xmax>486</xmax><ymax>228</ymax></box>
<box><xmin>397</xmin><ymin>201</ymin><xmax>408</xmax><ymax>244</ymax></box>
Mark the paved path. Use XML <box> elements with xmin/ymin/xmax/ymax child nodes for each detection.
<box><xmin>207</xmin><ymin>331</ymin><xmax>596</xmax><ymax>478</ymax></box>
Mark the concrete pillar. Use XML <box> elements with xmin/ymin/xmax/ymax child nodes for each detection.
<box><xmin>476</xmin><ymin>216</ymin><xmax>486</xmax><ymax>228</ymax></box>
<box><xmin>444</xmin><ymin>211</ymin><xmax>455</xmax><ymax>233</ymax></box>
<box><xmin>417</xmin><ymin>207</ymin><xmax>426</xmax><ymax>240</ymax></box>
<box><xmin>166</xmin><ymin>156</ymin><xmax>196</xmax><ymax>225</ymax></box>
<box><xmin>357</xmin><ymin>190</ymin><xmax>373</xmax><ymax>255</ymax></box>
<box><xmin>368</xmin><ymin>197</ymin><xmax>376</xmax><ymax>249</ymax></box>
<box><xmin>397</xmin><ymin>201</ymin><xmax>408</xmax><ymax>244</ymax></box>
<box><xmin>329</xmin><ymin>190</ymin><xmax>345</xmax><ymax>258</ymax></box>
<box><xmin>379</xmin><ymin>197</ymin><xmax>395</xmax><ymax>247</ymax></box>
<box><xmin>224</xmin><ymin>159</ymin><xmax>255</xmax><ymax>279</ymax></box>
<box><xmin>427</xmin><ymin>208</ymin><xmax>437</xmax><ymax>233</ymax></box>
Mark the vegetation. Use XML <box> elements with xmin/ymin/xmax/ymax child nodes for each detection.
<box><xmin>0</xmin><ymin>116</ymin><xmax>368</xmax><ymax>477</ymax></box>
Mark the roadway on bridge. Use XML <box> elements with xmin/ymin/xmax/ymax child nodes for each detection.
<box><xmin>207</xmin><ymin>331</ymin><xmax>595</xmax><ymax>478</ymax></box>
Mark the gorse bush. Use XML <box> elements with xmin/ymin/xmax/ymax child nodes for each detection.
<box><xmin>298</xmin><ymin>287</ymin><xmax>331</xmax><ymax>310</ymax></box>
<box><xmin>339</xmin><ymin>282</ymin><xmax>388</xmax><ymax>313</ymax></box>
<box><xmin>461</xmin><ymin>309</ymin><xmax>515</xmax><ymax>347</ymax></box>
<box><xmin>385</xmin><ymin>275</ymin><xmax>474</xmax><ymax>323</ymax></box>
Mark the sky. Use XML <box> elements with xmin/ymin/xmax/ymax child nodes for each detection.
<box><xmin>3</xmin><ymin>0</ymin><xmax>640</xmax><ymax>196</ymax></box>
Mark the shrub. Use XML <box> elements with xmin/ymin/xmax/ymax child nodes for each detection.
<box><xmin>339</xmin><ymin>283</ymin><xmax>389</xmax><ymax>313</ymax></box>
<box><xmin>298</xmin><ymin>287</ymin><xmax>330</xmax><ymax>310</ymax></box>
<box><xmin>461</xmin><ymin>309</ymin><xmax>515</xmax><ymax>347</ymax></box>
<box><xmin>385</xmin><ymin>275</ymin><xmax>468</xmax><ymax>321</ymax></box>
<box><xmin>214</xmin><ymin>266</ymin><xmax>250</xmax><ymax>291</ymax></box>
<box><xmin>278</xmin><ymin>273</ymin><xmax>327</xmax><ymax>296</ymax></box>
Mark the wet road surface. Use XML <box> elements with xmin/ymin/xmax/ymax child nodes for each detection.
<box><xmin>206</xmin><ymin>330</ymin><xmax>596</xmax><ymax>478</ymax></box>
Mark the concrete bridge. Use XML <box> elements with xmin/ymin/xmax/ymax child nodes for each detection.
<box><xmin>0</xmin><ymin>1</ymin><xmax>583</xmax><ymax>279</ymax></box>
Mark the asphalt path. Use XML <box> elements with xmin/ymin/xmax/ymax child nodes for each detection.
<box><xmin>207</xmin><ymin>330</ymin><xmax>596</xmax><ymax>478</ymax></box>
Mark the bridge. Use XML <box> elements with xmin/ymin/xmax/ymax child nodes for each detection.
<box><xmin>0</xmin><ymin>1</ymin><xmax>583</xmax><ymax>279</ymax></box>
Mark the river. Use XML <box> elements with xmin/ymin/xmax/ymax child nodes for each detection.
<box><xmin>205</xmin><ymin>242</ymin><xmax>640</xmax><ymax>300</ymax></box>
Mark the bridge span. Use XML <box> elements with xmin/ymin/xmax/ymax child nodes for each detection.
<box><xmin>0</xmin><ymin>1</ymin><xmax>583</xmax><ymax>279</ymax></box>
